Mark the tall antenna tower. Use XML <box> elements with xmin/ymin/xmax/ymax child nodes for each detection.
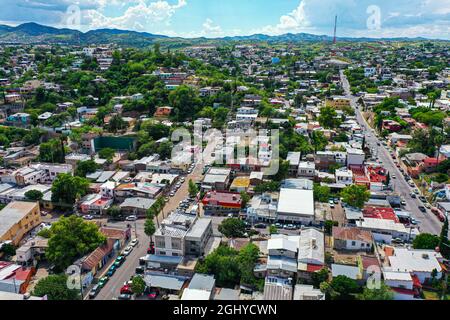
<box><xmin>333</xmin><ymin>15</ymin><xmax>338</xmax><ymax>44</ymax></box>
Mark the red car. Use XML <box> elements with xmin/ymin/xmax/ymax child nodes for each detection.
<box><xmin>120</xmin><ymin>285</ymin><xmax>133</xmax><ymax>295</ymax></box>
<box><xmin>148</xmin><ymin>289</ymin><xmax>159</xmax><ymax>300</ymax></box>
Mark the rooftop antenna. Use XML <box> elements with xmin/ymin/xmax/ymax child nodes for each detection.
<box><xmin>333</xmin><ymin>15</ymin><xmax>338</xmax><ymax>44</ymax></box>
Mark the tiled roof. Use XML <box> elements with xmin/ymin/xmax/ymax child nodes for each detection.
<box><xmin>332</xmin><ymin>227</ymin><xmax>373</xmax><ymax>243</ymax></box>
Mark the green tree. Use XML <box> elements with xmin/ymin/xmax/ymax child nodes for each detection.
<box><xmin>98</xmin><ymin>148</ymin><xmax>115</xmax><ymax>161</ymax></box>
<box><xmin>39</xmin><ymin>138</ymin><xmax>65</xmax><ymax>163</ymax></box>
<box><xmin>314</xmin><ymin>184</ymin><xmax>331</xmax><ymax>203</ymax></box>
<box><xmin>328</xmin><ymin>275</ymin><xmax>361</xmax><ymax>300</ymax></box>
<box><xmin>318</xmin><ymin>106</ymin><xmax>341</xmax><ymax>129</ymax></box>
<box><xmin>0</xmin><ymin>243</ymin><xmax>16</xmax><ymax>256</ymax></box>
<box><xmin>33</xmin><ymin>274</ymin><xmax>80</xmax><ymax>300</ymax></box>
<box><xmin>357</xmin><ymin>283</ymin><xmax>394</xmax><ymax>300</ymax></box>
<box><xmin>188</xmin><ymin>179</ymin><xmax>199</xmax><ymax>198</ymax></box>
<box><xmin>51</xmin><ymin>174</ymin><xmax>90</xmax><ymax>205</ymax></box>
<box><xmin>240</xmin><ymin>191</ymin><xmax>251</xmax><ymax>208</ymax></box>
<box><xmin>218</xmin><ymin>218</ymin><xmax>246</xmax><ymax>238</ymax></box>
<box><xmin>24</xmin><ymin>190</ymin><xmax>44</xmax><ymax>201</ymax></box>
<box><xmin>311</xmin><ymin>130</ymin><xmax>328</xmax><ymax>152</ymax></box>
<box><xmin>269</xmin><ymin>225</ymin><xmax>278</xmax><ymax>234</ymax></box>
<box><xmin>108</xmin><ymin>114</ymin><xmax>127</xmax><ymax>133</ymax></box>
<box><xmin>144</xmin><ymin>218</ymin><xmax>156</xmax><ymax>241</ymax></box>
<box><xmin>237</xmin><ymin>243</ymin><xmax>260</xmax><ymax>286</ymax></box>
<box><xmin>324</xmin><ymin>220</ymin><xmax>339</xmax><ymax>235</ymax></box>
<box><xmin>46</xmin><ymin>215</ymin><xmax>106</xmax><ymax>269</ymax></box>
<box><xmin>312</xmin><ymin>268</ymin><xmax>329</xmax><ymax>288</ymax></box>
<box><xmin>340</xmin><ymin>185</ymin><xmax>370</xmax><ymax>209</ymax></box>
<box><xmin>131</xmin><ymin>276</ymin><xmax>146</xmax><ymax>296</ymax></box>
<box><xmin>106</xmin><ymin>205</ymin><xmax>122</xmax><ymax>219</ymax></box>
<box><xmin>413</xmin><ymin>233</ymin><xmax>440</xmax><ymax>250</ymax></box>
<box><xmin>75</xmin><ymin>160</ymin><xmax>98</xmax><ymax>177</ymax></box>
<box><xmin>254</xmin><ymin>181</ymin><xmax>280</xmax><ymax>193</ymax></box>
<box><xmin>438</xmin><ymin>217</ymin><xmax>450</xmax><ymax>259</ymax></box>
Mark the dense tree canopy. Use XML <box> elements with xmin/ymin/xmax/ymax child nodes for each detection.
<box><xmin>45</xmin><ymin>215</ymin><xmax>106</xmax><ymax>269</ymax></box>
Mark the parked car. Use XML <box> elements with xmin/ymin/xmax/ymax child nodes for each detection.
<box><xmin>169</xmin><ymin>192</ymin><xmax>175</xmax><ymax>197</ymax></box>
<box><xmin>418</xmin><ymin>196</ymin><xmax>427</xmax><ymax>202</ymax></box>
<box><xmin>83</xmin><ymin>215</ymin><xmax>94</xmax><ymax>220</ymax></box>
<box><xmin>418</xmin><ymin>206</ymin><xmax>427</xmax><ymax>213</ymax></box>
<box><xmin>254</xmin><ymin>223</ymin><xmax>266</xmax><ymax>229</ymax></box>
<box><xmin>125</xmin><ymin>215</ymin><xmax>138</xmax><ymax>221</ymax></box>
<box><xmin>135</xmin><ymin>266</ymin><xmax>145</xmax><ymax>274</ymax></box>
<box><xmin>114</xmin><ymin>256</ymin><xmax>125</xmax><ymax>267</ymax></box>
<box><xmin>400</xmin><ymin>200</ymin><xmax>407</xmax><ymax>206</ymax></box>
<box><xmin>148</xmin><ymin>289</ymin><xmax>159</xmax><ymax>300</ymax></box>
<box><xmin>120</xmin><ymin>285</ymin><xmax>133</xmax><ymax>295</ymax></box>
<box><xmin>98</xmin><ymin>276</ymin><xmax>109</xmax><ymax>288</ymax></box>
<box><xmin>410</xmin><ymin>193</ymin><xmax>416</xmax><ymax>198</ymax></box>
<box><xmin>122</xmin><ymin>246</ymin><xmax>133</xmax><ymax>256</ymax></box>
<box><xmin>107</xmin><ymin>265</ymin><xmax>117</xmax><ymax>277</ymax></box>
<box><xmin>130</xmin><ymin>239</ymin><xmax>139</xmax><ymax>247</ymax></box>
<box><xmin>89</xmin><ymin>285</ymin><xmax>100</xmax><ymax>299</ymax></box>
<box><xmin>285</xmin><ymin>224</ymin><xmax>297</xmax><ymax>230</ymax></box>
<box><xmin>118</xmin><ymin>293</ymin><xmax>132</xmax><ymax>300</ymax></box>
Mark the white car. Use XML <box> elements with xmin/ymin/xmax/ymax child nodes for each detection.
<box><xmin>169</xmin><ymin>192</ymin><xmax>175</xmax><ymax>197</ymax></box>
<box><xmin>122</xmin><ymin>246</ymin><xmax>133</xmax><ymax>256</ymax></box>
<box><xmin>130</xmin><ymin>239</ymin><xmax>139</xmax><ymax>247</ymax></box>
<box><xmin>125</xmin><ymin>215</ymin><xmax>137</xmax><ymax>221</ymax></box>
<box><xmin>83</xmin><ymin>215</ymin><xmax>94</xmax><ymax>220</ymax></box>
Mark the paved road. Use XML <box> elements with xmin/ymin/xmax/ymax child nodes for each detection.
<box><xmin>340</xmin><ymin>70</ymin><xmax>443</xmax><ymax>235</ymax></box>
<box><xmin>94</xmin><ymin>137</ymin><xmax>218</xmax><ymax>300</ymax></box>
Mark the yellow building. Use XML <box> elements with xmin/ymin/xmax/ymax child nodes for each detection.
<box><xmin>325</xmin><ymin>97</ymin><xmax>351</xmax><ymax>108</ymax></box>
<box><xmin>230</xmin><ymin>176</ymin><xmax>251</xmax><ymax>193</ymax></box>
<box><xmin>0</xmin><ymin>201</ymin><xmax>41</xmax><ymax>246</ymax></box>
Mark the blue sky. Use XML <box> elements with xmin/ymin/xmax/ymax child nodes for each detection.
<box><xmin>0</xmin><ymin>0</ymin><xmax>449</xmax><ymax>39</ymax></box>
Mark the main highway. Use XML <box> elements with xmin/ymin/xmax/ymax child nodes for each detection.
<box><xmin>340</xmin><ymin>70</ymin><xmax>443</xmax><ymax>235</ymax></box>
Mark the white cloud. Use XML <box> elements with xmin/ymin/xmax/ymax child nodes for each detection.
<box><xmin>201</xmin><ymin>18</ymin><xmax>223</xmax><ymax>36</ymax></box>
<box><xmin>259</xmin><ymin>1</ymin><xmax>310</xmax><ymax>35</ymax></box>
<box><xmin>83</xmin><ymin>0</ymin><xmax>187</xmax><ymax>31</ymax></box>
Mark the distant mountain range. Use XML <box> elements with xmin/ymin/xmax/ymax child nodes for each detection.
<box><xmin>0</xmin><ymin>22</ymin><xmax>443</xmax><ymax>47</ymax></box>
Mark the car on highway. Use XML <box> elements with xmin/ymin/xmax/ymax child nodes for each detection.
<box><xmin>418</xmin><ymin>206</ymin><xmax>427</xmax><ymax>213</ymax></box>
<box><xmin>130</xmin><ymin>238</ymin><xmax>139</xmax><ymax>247</ymax></box>
<box><xmin>118</xmin><ymin>293</ymin><xmax>132</xmax><ymax>300</ymax></box>
<box><xmin>125</xmin><ymin>215</ymin><xmax>138</xmax><ymax>221</ymax></box>
<box><xmin>83</xmin><ymin>215</ymin><xmax>94</xmax><ymax>220</ymax></box>
<box><xmin>98</xmin><ymin>276</ymin><xmax>109</xmax><ymax>288</ymax></box>
<box><xmin>89</xmin><ymin>285</ymin><xmax>101</xmax><ymax>299</ymax></box>
<box><xmin>122</xmin><ymin>246</ymin><xmax>133</xmax><ymax>256</ymax></box>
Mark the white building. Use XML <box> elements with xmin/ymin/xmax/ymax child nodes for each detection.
<box><xmin>277</xmin><ymin>188</ymin><xmax>314</xmax><ymax>224</ymax></box>
<box><xmin>335</xmin><ymin>168</ymin><xmax>353</xmax><ymax>185</ymax></box>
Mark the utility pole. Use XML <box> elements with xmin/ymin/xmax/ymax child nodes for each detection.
<box><xmin>333</xmin><ymin>15</ymin><xmax>338</xmax><ymax>45</ymax></box>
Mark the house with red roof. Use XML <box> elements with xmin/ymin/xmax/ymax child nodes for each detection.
<box><xmin>363</xmin><ymin>206</ymin><xmax>399</xmax><ymax>223</ymax></box>
<box><xmin>0</xmin><ymin>261</ymin><xmax>35</xmax><ymax>294</ymax></box>
<box><xmin>202</xmin><ymin>191</ymin><xmax>242</xmax><ymax>215</ymax></box>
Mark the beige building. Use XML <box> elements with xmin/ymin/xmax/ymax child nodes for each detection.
<box><xmin>325</xmin><ymin>97</ymin><xmax>351</xmax><ymax>108</ymax></box>
<box><xmin>0</xmin><ymin>201</ymin><xmax>41</xmax><ymax>246</ymax></box>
